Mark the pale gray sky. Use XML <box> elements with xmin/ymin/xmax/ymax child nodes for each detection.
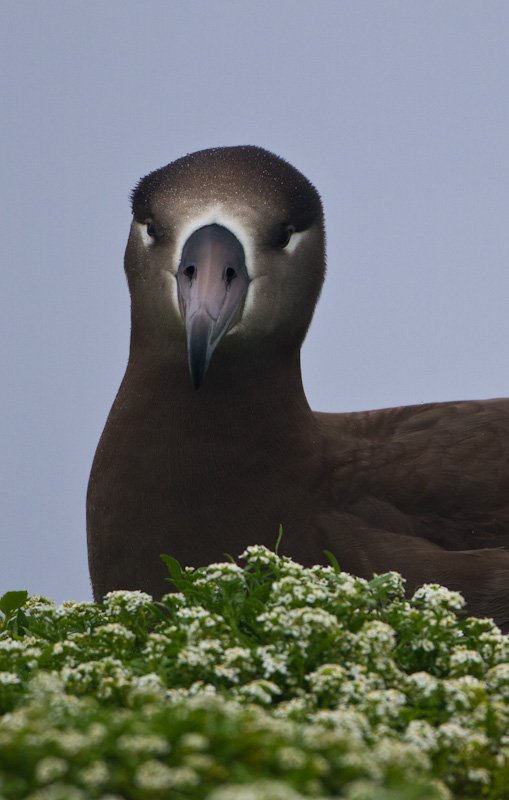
<box><xmin>1</xmin><ymin>1</ymin><xmax>508</xmax><ymax>602</ymax></box>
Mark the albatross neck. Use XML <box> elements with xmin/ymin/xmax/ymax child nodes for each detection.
<box><xmin>126</xmin><ymin>341</ymin><xmax>314</xmax><ymax>439</ymax></box>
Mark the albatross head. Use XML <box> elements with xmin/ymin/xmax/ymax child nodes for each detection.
<box><xmin>125</xmin><ymin>146</ymin><xmax>325</xmax><ymax>388</ymax></box>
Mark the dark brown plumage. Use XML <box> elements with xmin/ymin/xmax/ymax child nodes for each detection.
<box><xmin>87</xmin><ymin>146</ymin><xmax>509</xmax><ymax>628</ymax></box>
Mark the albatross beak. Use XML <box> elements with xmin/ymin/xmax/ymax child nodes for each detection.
<box><xmin>177</xmin><ymin>224</ymin><xmax>249</xmax><ymax>389</ymax></box>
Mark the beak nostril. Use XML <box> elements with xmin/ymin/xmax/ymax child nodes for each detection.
<box><xmin>184</xmin><ymin>264</ymin><xmax>196</xmax><ymax>280</ymax></box>
<box><xmin>225</xmin><ymin>266</ymin><xmax>237</xmax><ymax>286</ymax></box>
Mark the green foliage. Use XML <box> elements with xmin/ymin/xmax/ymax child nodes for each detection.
<box><xmin>0</xmin><ymin>547</ymin><xmax>509</xmax><ymax>798</ymax></box>
<box><xmin>0</xmin><ymin>590</ymin><xmax>29</xmax><ymax>637</ymax></box>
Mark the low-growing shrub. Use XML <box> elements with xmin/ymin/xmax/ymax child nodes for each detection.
<box><xmin>1</xmin><ymin>546</ymin><xmax>508</xmax><ymax>799</ymax></box>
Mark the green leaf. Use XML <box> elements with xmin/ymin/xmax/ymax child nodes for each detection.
<box><xmin>149</xmin><ymin>602</ymin><xmax>171</xmax><ymax>622</ymax></box>
<box><xmin>323</xmin><ymin>550</ymin><xmax>341</xmax><ymax>573</ymax></box>
<box><xmin>0</xmin><ymin>590</ymin><xmax>28</xmax><ymax>617</ymax></box>
<box><xmin>369</xmin><ymin>573</ymin><xmax>395</xmax><ymax>590</ymax></box>
<box><xmin>37</xmin><ymin>645</ymin><xmax>55</xmax><ymax>668</ymax></box>
<box><xmin>274</xmin><ymin>525</ymin><xmax>283</xmax><ymax>554</ymax></box>
<box><xmin>160</xmin><ymin>554</ymin><xmax>183</xmax><ymax>581</ymax></box>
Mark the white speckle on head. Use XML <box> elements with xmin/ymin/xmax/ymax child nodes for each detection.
<box><xmin>137</xmin><ymin>221</ymin><xmax>155</xmax><ymax>248</ymax></box>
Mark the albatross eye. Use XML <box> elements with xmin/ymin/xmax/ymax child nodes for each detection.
<box><xmin>276</xmin><ymin>225</ymin><xmax>295</xmax><ymax>249</ymax></box>
<box><xmin>146</xmin><ymin>221</ymin><xmax>157</xmax><ymax>238</ymax></box>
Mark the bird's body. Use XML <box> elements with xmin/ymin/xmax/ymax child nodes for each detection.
<box><xmin>87</xmin><ymin>146</ymin><xmax>509</xmax><ymax>627</ymax></box>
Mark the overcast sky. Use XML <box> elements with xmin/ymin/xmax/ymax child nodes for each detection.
<box><xmin>1</xmin><ymin>1</ymin><xmax>508</xmax><ymax>603</ymax></box>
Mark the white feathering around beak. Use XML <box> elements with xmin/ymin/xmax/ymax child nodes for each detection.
<box><xmin>173</xmin><ymin>206</ymin><xmax>256</xmax><ymax>278</ymax></box>
<box><xmin>136</xmin><ymin>205</ymin><xmax>309</xmax><ymax>341</ymax></box>
<box><xmin>172</xmin><ymin>206</ymin><xmax>258</xmax><ymax>335</ymax></box>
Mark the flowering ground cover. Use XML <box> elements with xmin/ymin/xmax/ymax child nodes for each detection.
<box><xmin>1</xmin><ymin>545</ymin><xmax>509</xmax><ymax>799</ymax></box>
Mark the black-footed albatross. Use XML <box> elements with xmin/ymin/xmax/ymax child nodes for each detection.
<box><xmin>87</xmin><ymin>145</ymin><xmax>509</xmax><ymax>628</ymax></box>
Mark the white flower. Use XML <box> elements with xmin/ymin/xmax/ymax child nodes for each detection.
<box><xmin>117</xmin><ymin>733</ymin><xmax>170</xmax><ymax>756</ymax></box>
<box><xmin>135</xmin><ymin>761</ymin><xmax>199</xmax><ymax>790</ymax></box>
<box><xmin>223</xmin><ymin>646</ymin><xmax>252</xmax><ymax>663</ymax></box>
<box><xmin>373</xmin><ymin>738</ymin><xmax>431</xmax><ymax>772</ymax></box>
<box><xmin>27</xmin><ymin>671</ymin><xmax>65</xmax><ymax>698</ymax></box>
<box><xmin>412</xmin><ymin>584</ymin><xmax>465</xmax><ymax>612</ymax></box>
<box><xmin>35</xmin><ymin>756</ymin><xmax>68</xmax><ymax>783</ymax></box>
<box><xmin>403</xmin><ymin>720</ymin><xmax>439</xmax><ymax>754</ymax></box>
<box><xmin>307</xmin><ymin>663</ymin><xmax>346</xmax><ymax>694</ymax></box>
<box><xmin>0</xmin><ymin>639</ymin><xmax>29</xmax><ymax>653</ymax></box>
<box><xmin>438</xmin><ymin>722</ymin><xmax>488</xmax><ymax>750</ymax></box>
<box><xmin>200</xmin><ymin>562</ymin><xmax>246</xmax><ymax>584</ymax></box>
<box><xmin>77</xmin><ymin>761</ymin><xmax>109</xmax><ymax>789</ymax></box>
<box><xmin>53</xmin><ymin>601</ymin><xmax>97</xmax><ymax>620</ymax></box>
<box><xmin>442</xmin><ymin>675</ymin><xmax>485</xmax><ymax>712</ymax></box>
<box><xmin>142</xmin><ymin>631</ymin><xmax>176</xmax><ymax>662</ymax></box>
<box><xmin>167</xmin><ymin>680</ymin><xmax>217</xmax><ymax>701</ymax></box>
<box><xmin>0</xmin><ymin>671</ymin><xmax>21</xmax><ymax>685</ymax></box>
<box><xmin>24</xmin><ymin>596</ymin><xmax>56</xmax><ymax>613</ymax></box>
<box><xmin>26</xmin><ymin>784</ymin><xmax>88</xmax><ymax>800</ymax></box>
<box><xmin>407</xmin><ymin>671</ymin><xmax>440</xmax><ymax>699</ymax></box>
<box><xmin>276</xmin><ymin>746</ymin><xmax>307</xmax><ymax>770</ymax></box>
<box><xmin>487</xmin><ymin>662</ymin><xmax>509</xmax><ymax>696</ymax></box>
<box><xmin>134</xmin><ymin>761</ymin><xmax>174</xmax><ymax>791</ymax></box>
<box><xmin>86</xmin><ymin>723</ymin><xmax>107</xmax><ymax>744</ymax></box>
<box><xmin>184</xmin><ymin>752</ymin><xmax>215</xmax><ymax>771</ymax></box>
<box><xmin>270</xmin><ymin>698</ymin><xmax>312</xmax><ymax>722</ymax></box>
<box><xmin>178</xmin><ymin>639</ymin><xmax>224</xmax><ymax>668</ymax></box>
<box><xmin>255</xmin><ymin>646</ymin><xmax>290</xmax><ymax>678</ymax></box>
<box><xmin>103</xmin><ymin>590</ymin><xmax>153</xmax><ymax>614</ymax></box>
<box><xmin>311</xmin><ymin>708</ymin><xmax>370</xmax><ymax>741</ymax></box>
<box><xmin>207</xmin><ymin>780</ymin><xmax>307</xmax><ymax>800</ymax></box>
<box><xmin>450</xmin><ymin>648</ymin><xmax>483</xmax><ymax>668</ymax></box>
<box><xmin>54</xmin><ymin>731</ymin><xmax>91</xmax><ymax>757</ymax></box>
<box><xmin>235</xmin><ymin>680</ymin><xmax>281</xmax><ymax>705</ymax></box>
<box><xmin>411</xmin><ymin>639</ymin><xmax>436</xmax><ymax>652</ymax></box>
<box><xmin>331</xmin><ymin>573</ymin><xmax>369</xmax><ymax>597</ymax></box>
<box><xmin>257</xmin><ymin>606</ymin><xmax>338</xmax><ymax>641</ymax></box>
<box><xmin>361</xmin><ymin>688</ymin><xmax>407</xmax><ymax>720</ymax></box>
<box><xmin>128</xmin><ymin>672</ymin><xmax>166</xmax><ymax>702</ymax></box>
<box><xmin>96</xmin><ymin>795</ymin><xmax>125</xmax><ymax>800</ymax></box>
<box><xmin>373</xmin><ymin>571</ymin><xmax>406</xmax><ymax>595</ymax></box>
<box><xmin>180</xmin><ymin>733</ymin><xmax>209</xmax><ymax>751</ymax></box>
<box><xmin>214</xmin><ymin>665</ymin><xmax>238</xmax><ymax>682</ymax></box>
<box><xmin>271</xmin><ymin>577</ymin><xmax>309</xmax><ymax>605</ymax></box>
<box><xmin>239</xmin><ymin>545</ymin><xmax>275</xmax><ymax>564</ymax></box>
<box><xmin>466</xmin><ymin>767</ymin><xmax>491</xmax><ymax>784</ymax></box>
<box><xmin>362</xmin><ymin>620</ymin><xmax>395</xmax><ymax>643</ymax></box>
<box><xmin>96</xmin><ymin>623</ymin><xmax>136</xmax><ymax>640</ymax></box>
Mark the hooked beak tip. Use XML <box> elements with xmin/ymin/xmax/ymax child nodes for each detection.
<box><xmin>187</xmin><ymin>320</ymin><xmax>213</xmax><ymax>390</ymax></box>
<box><xmin>191</xmin><ymin>365</ymin><xmax>205</xmax><ymax>391</ymax></box>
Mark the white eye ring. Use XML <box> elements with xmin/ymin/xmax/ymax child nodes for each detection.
<box><xmin>136</xmin><ymin>221</ymin><xmax>156</xmax><ymax>247</ymax></box>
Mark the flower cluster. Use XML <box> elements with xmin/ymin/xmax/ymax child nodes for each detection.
<box><xmin>0</xmin><ymin>546</ymin><xmax>509</xmax><ymax>798</ymax></box>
